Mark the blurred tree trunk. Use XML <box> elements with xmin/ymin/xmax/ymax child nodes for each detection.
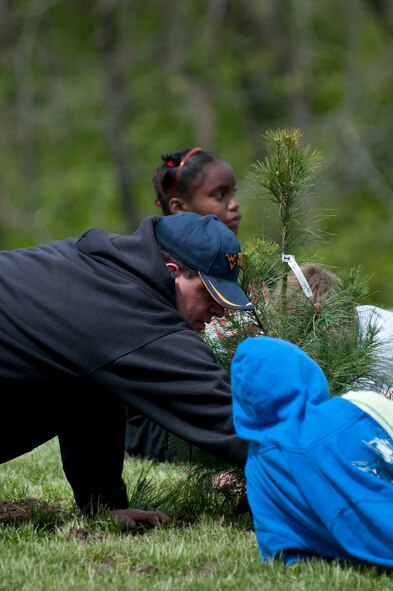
<box><xmin>0</xmin><ymin>0</ymin><xmax>46</xmax><ymax>245</ymax></box>
<box><xmin>366</xmin><ymin>0</ymin><xmax>393</xmax><ymax>32</ymax></box>
<box><xmin>96</xmin><ymin>0</ymin><xmax>140</xmax><ymax>232</ymax></box>
<box><xmin>13</xmin><ymin>0</ymin><xmax>43</xmax><ymax>188</ymax></box>
<box><xmin>217</xmin><ymin>0</ymin><xmax>313</xmax><ymax>161</ymax></box>
<box><xmin>165</xmin><ymin>2</ymin><xmax>220</xmax><ymax>148</ymax></box>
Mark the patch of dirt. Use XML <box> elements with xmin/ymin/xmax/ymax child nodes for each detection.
<box><xmin>0</xmin><ymin>498</ymin><xmax>67</xmax><ymax>522</ymax></box>
<box><xmin>66</xmin><ymin>527</ymin><xmax>90</xmax><ymax>540</ymax></box>
<box><xmin>97</xmin><ymin>559</ymin><xmax>116</xmax><ymax>570</ymax></box>
<box><xmin>133</xmin><ymin>562</ymin><xmax>154</xmax><ymax>574</ymax></box>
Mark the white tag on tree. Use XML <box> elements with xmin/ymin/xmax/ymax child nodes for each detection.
<box><xmin>282</xmin><ymin>254</ymin><xmax>313</xmax><ymax>298</ymax></box>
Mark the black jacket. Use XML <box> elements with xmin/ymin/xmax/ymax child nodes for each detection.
<box><xmin>0</xmin><ymin>216</ymin><xmax>248</xmax><ymax>511</ymax></box>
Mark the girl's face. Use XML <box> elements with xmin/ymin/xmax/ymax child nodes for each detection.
<box><xmin>169</xmin><ymin>160</ymin><xmax>241</xmax><ymax>235</ymax></box>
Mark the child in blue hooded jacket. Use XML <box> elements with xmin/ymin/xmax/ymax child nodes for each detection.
<box><xmin>231</xmin><ymin>335</ymin><xmax>393</xmax><ymax>567</ymax></box>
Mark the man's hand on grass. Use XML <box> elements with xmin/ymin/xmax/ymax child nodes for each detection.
<box><xmin>111</xmin><ymin>508</ymin><xmax>172</xmax><ymax>529</ymax></box>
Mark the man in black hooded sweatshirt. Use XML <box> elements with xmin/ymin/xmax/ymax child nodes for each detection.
<box><xmin>0</xmin><ymin>212</ymin><xmax>253</xmax><ymax>528</ymax></box>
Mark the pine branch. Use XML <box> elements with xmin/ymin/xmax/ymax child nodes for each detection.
<box><xmin>248</xmin><ymin>128</ymin><xmax>324</xmax><ymax>257</ymax></box>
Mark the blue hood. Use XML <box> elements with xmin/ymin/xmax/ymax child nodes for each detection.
<box><xmin>231</xmin><ymin>336</ymin><xmax>330</xmax><ymax>445</ymax></box>
<box><xmin>230</xmin><ymin>336</ymin><xmax>393</xmax><ymax>566</ymax></box>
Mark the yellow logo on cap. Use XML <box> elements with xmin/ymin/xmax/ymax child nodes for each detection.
<box><xmin>226</xmin><ymin>253</ymin><xmax>242</xmax><ymax>271</ymax></box>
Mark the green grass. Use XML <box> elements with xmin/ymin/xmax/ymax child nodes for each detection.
<box><xmin>0</xmin><ymin>440</ymin><xmax>392</xmax><ymax>590</ymax></box>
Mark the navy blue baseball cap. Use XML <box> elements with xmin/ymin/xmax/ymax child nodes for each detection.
<box><xmin>155</xmin><ymin>212</ymin><xmax>254</xmax><ymax>310</ymax></box>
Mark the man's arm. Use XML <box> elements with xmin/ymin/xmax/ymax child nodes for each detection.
<box><xmin>93</xmin><ymin>329</ymin><xmax>248</xmax><ymax>469</ymax></box>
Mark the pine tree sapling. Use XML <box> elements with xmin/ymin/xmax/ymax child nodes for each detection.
<box><xmin>205</xmin><ymin>128</ymin><xmax>387</xmax><ymax>395</ymax></box>
<box><xmin>248</xmin><ymin>128</ymin><xmax>324</xmax><ymax>304</ymax></box>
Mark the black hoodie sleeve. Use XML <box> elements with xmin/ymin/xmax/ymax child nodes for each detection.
<box><xmin>92</xmin><ymin>328</ymin><xmax>248</xmax><ymax>469</ymax></box>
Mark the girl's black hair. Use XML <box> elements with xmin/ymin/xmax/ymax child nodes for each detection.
<box><xmin>153</xmin><ymin>147</ymin><xmax>224</xmax><ymax>215</ymax></box>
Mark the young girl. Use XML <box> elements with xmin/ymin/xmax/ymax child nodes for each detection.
<box><xmin>125</xmin><ymin>147</ymin><xmax>242</xmax><ymax>461</ymax></box>
<box><xmin>152</xmin><ymin>147</ymin><xmax>241</xmax><ymax>234</ymax></box>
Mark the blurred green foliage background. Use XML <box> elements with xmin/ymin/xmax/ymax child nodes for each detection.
<box><xmin>1</xmin><ymin>0</ymin><xmax>392</xmax><ymax>306</ymax></box>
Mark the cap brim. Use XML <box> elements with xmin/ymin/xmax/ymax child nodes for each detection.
<box><xmin>199</xmin><ymin>272</ymin><xmax>254</xmax><ymax>311</ymax></box>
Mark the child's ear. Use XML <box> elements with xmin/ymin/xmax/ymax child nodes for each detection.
<box><xmin>168</xmin><ymin>197</ymin><xmax>188</xmax><ymax>214</ymax></box>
